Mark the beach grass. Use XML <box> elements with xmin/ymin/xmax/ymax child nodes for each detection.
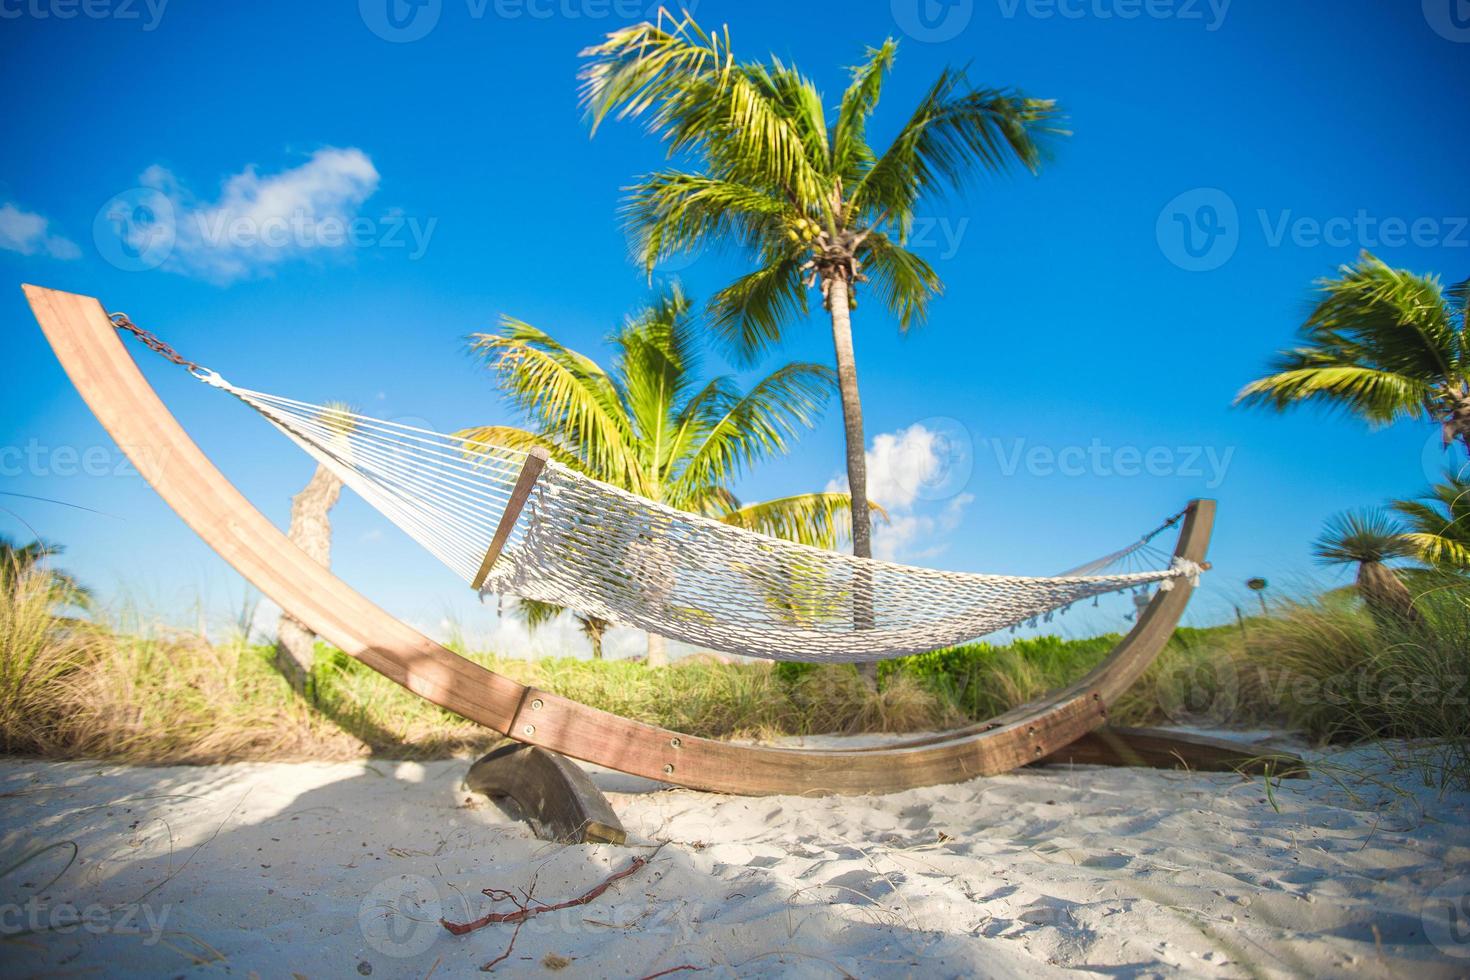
<box><xmin>3</xmin><ymin>562</ymin><xmax>1467</xmax><ymax>785</ymax></box>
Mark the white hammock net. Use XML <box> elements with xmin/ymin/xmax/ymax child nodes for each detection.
<box><xmin>215</xmin><ymin>379</ymin><xmax>1203</xmax><ymax>663</ymax></box>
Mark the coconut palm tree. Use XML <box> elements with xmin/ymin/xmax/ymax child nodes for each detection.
<box><xmin>508</xmin><ymin>597</ymin><xmax>611</xmax><ymax>660</ymax></box>
<box><xmin>1313</xmin><ymin>509</ymin><xmax>1421</xmax><ymax>628</ymax></box>
<box><xmin>1392</xmin><ymin>473</ymin><xmax>1470</xmax><ymax>572</ymax></box>
<box><xmin>579</xmin><ymin>12</ymin><xmax>1062</xmax><ymax>571</ymax></box>
<box><xmin>275</xmin><ymin>402</ymin><xmax>355</xmax><ymax>692</ymax></box>
<box><xmin>1238</xmin><ymin>253</ymin><xmax>1470</xmax><ymax>457</ymax></box>
<box><xmin>457</xmin><ymin>283</ymin><xmax>872</xmax><ymax>665</ymax></box>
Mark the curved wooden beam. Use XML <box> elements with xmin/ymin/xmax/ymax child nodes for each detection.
<box><xmin>25</xmin><ymin>284</ymin><xmax>1215</xmax><ymax>796</ymax></box>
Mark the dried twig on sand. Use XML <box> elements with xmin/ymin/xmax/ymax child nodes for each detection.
<box><xmin>440</xmin><ymin>846</ymin><xmax>664</xmax><ymax>937</ymax></box>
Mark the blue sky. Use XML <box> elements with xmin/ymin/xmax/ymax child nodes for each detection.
<box><xmin>2</xmin><ymin>0</ymin><xmax>1468</xmax><ymax>654</ymax></box>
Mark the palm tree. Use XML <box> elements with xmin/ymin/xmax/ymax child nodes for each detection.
<box><xmin>0</xmin><ymin>536</ymin><xmax>89</xmax><ymax>609</ymax></box>
<box><xmin>508</xmin><ymin>597</ymin><xmax>611</xmax><ymax>660</ymax></box>
<box><xmin>579</xmin><ymin>12</ymin><xmax>1061</xmax><ymax>570</ymax></box>
<box><xmin>275</xmin><ymin>402</ymin><xmax>355</xmax><ymax>692</ymax></box>
<box><xmin>1313</xmin><ymin>509</ymin><xmax>1421</xmax><ymax>628</ymax></box>
<box><xmin>1392</xmin><ymin>473</ymin><xmax>1470</xmax><ymax>572</ymax></box>
<box><xmin>1238</xmin><ymin>253</ymin><xmax>1470</xmax><ymax>457</ymax></box>
<box><xmin>457</xmin><ymin>283</ymin><xmax>872</xmax><ymax>665</ymax></box>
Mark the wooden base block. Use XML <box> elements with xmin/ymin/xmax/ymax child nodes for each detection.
<box><xmin>466</xmin><ymin>743</ymin><xmax>628</xmax><ymax>845</ymax></box>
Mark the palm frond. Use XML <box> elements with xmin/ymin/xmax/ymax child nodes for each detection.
<box><xmin>509</xmin><ymin>597</ymin><xmax>567</xmax><ymax>631</ymax></box>
<box><xmin>851</xmin><ymin>69</ymin><xmax>1062</xmax><ymax>220</ymax></box>
<box><xmin>623</xmin><ymin>171</ymin><xmax>788</xmax><ymax>273</ymax></box>
<box><xmin>1303</xmin><ymin>252</ymin><xmax>1463</xmax><ymax>381</ymax></box>
<box><xmin>1235</xmin><ymin>364</ymin><xmax>1436</xmax><ymax>423</ymax></box>
<box><xmin>719</xmin><ymin>492</ymin><xmax>887</xmax><ymax>550</ymax></box>
<box><xmin>451</xmin><ymin>425</ymin><xmax>582</xmax><ymax>470</ymax></box>
<box><xmin>580</xmin><ymin>15</ymin><xmax>826</xmax><ymax>202</ymax></box>
<box><xmin>858</xmin><ymin>232</ymin><xmax>942</xmax><ymax>330</ymax></box>
<box><xmin>668</xmin><ymin>362</ymin><xmax>834</xmax><ymax>504</ymax></box>
<box><xmin>1391</xmin><ymin>473</ymin><xmax>1470</xmax><ymax>570</ymax></box>
<box><xmin>707</xmin><ymin>256</ymin><xmax>809</xmax><ymax>363</ymax></box>
<box><xmin>832</xmin><ymin>40</ymin><xmax>897</xmax><ymax>181</ymax></box>
<box><xmin>1313</xmin><ymin>509</ymin><xmax>1416</xmax><ymax>566</ymax></box>
<box><xmin>469</xmin><ymin>318</ymin><xmax>643</xmax><ymax>489</ymax></box>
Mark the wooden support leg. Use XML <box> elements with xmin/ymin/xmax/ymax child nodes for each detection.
<box><xmin>1036</xmin><ymin>726</ymin><xmax>1307</xmax><ymax>777</ymax></box>
<box><xmin>466</xmin><ymin>743</ymin><xmax>628</xmax><ymax>845</ymax></box>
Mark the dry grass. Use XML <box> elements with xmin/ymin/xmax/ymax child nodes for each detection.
<box><xmin>0</xmin><ymin>567</ymin><xmax>962</xmax><ymax>763</ymax></box>
<box><xmin>4</xmin><ymin>561</ymin><xmax>1466</xmax><ymax>786</ymax></box>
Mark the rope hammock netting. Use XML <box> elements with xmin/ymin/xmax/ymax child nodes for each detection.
<box><xmin>111</xmin><ymin>314</ymin><xmax>1204</xmax><ymax>664</ymax></box>
<box><xmin>201</xmin><ymin>389</ymin><xmax>1203</xmax><ymax>664</ymax></box>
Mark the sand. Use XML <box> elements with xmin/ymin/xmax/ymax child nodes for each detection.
<box><xmin>2</xmin><ymin>733</ymin><xmax>1468</xmax><ymax>978</ymax></box>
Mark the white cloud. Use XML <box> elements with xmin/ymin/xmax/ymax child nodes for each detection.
<box><xmin>829</xmin><ymin>422</ymin><xmax>975</xmax><ymax>562</ymax></box>
<box><xmin>417</xmin><ymin>605</ymin><xmax>647</xmax><ymax>662</ymax></box>
<box><xmin>871</xmin><ymin>493</ymin><xmax>974</xmax><ymax>562</ymax></box>
<box><xmin>138</xmin><ymin>147</ymin><xmax>381</xmax><ymax>282</ymax></box>
<box><xmin>0</xmin><ymin>202</ymin><xmax>80</xmax><ymax>259</ymax></box>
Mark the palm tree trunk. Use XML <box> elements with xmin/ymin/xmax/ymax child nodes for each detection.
<box><xmin>1356</xmin><ymin>561</ymin><xmax>1422</xmax><ymax>630</ymax></box>
<box><xmin>579</xmin><ymin>615</ymin><xmax>608</xmax><ymax>660</ymax></box>
<box><xmin>646</xmin><ymin>631</ymin><xmax>667</xmax><ymax>667</ymax></box>
<box><xmin>825</xmin><ymin>276</ymin><xmax>873</xmax><ymax>560</ymax></box>
<box><xmin>276</xmin><ymin>464</ymin><xmax>343</xmax><ymax>693</ymax></box>
<box><xmin>825</xmin><ymin>276</ymin><xmax>878</xmax><ymax>685</ymax></box>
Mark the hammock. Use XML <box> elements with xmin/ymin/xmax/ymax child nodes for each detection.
<box><xmin>190</xmin><ymin>371</ymin><xmax>1204</xmax><ymax>664</ymax></box>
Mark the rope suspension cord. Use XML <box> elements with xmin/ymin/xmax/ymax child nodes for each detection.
<box><xmin>110</xmin><ymin>315</ymin><xmax>1208</xmax><ymax>664</ymax></box>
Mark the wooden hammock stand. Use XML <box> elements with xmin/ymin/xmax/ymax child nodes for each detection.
<box><xmin>25</xmin><ymin>285</ymin><xmax>1302</xmax><ymax>845</ymax></box>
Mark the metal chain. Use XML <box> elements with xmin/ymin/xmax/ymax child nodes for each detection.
<box><xmin>109</xmin><ymin>312</ymin><xmax>201</xmax><ymax>373</ymax></box>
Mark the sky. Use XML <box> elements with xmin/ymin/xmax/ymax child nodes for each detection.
<box><xmin>2</xmin><ymin>0</ymin><xmax>1468</xmax><ymax>656</ymax></box>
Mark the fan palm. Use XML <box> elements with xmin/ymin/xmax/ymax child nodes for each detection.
<box><xmin>1392</xmin><ymin>473</ymin><xmax>1470</xmax><ymax>572</ymax></box>
<box><xmin>1313</xmin><ymin>509</ymin><xmax>1421</xmax><ymax>628</ymax></box>
<box><xmin>1238</xmin><ymin>253</ymin><xmax>1470</xmax><ymax>457</ymax></box>
<box><xmin>579</xmin><ymin>12</ymin><xmax>1062</xmax><ymax>567</ymax></box>
<box><xmin>457</xmin><ymin>284</ymin><xmax>873</xmax><ymax>664</ymax></box>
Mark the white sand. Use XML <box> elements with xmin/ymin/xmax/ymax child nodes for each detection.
<box><xmin>2</xmin><ymin>734</ymin><xmax>1468</xmax><ymax>978</ymax></box>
